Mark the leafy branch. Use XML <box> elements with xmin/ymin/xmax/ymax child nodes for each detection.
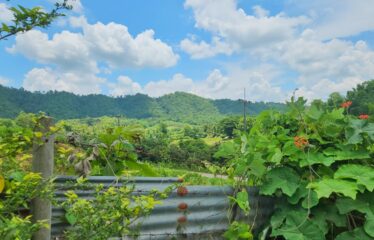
<box><xmin>0</xmin><ymin>0</ymin><xmax>72</xmax><ymax>40</ymax></box>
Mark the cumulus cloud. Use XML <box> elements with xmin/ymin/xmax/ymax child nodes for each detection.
<box><xmin>293</xmin><ymin>0</ymin><xmax>374</xmax><ymax>40</ymax></box>
<box><xmin>181</xmin><ymin>36</ymin><xmax>234</xmax><ymax>59</ymax></box>
<box><xmin>23</xmin><ymin>68</ymin><xmax>105</xmax><ymax>95</ymax></box>
<box><xmin>181</xmin><ymin>0</ymin><xmax>374</xmax><ymax>100</ymax></box>
<box><xmin>8</xmin><ymin>16</ymin><xmax>178</xmax><ymax>94</ymax></box>
<box><xmin>69</xmin><ymin>16</ymin><xmax>179</xmax><ymax>68</ymax></box>
<box><xmin>181</xmin><ymin>0</ymin><xmax>309</xmax><ymax>58</ymax></box>
<box><xmin>144</xmin><ymin>74</ymin><xmax>195</xmax><ymax>97</ymax></box>
<box><xmin>7</xmin><ymin>30</ymin><xmax>97</xmax><ymax>73</ymax></box>
<box><xmin>0</xmin><ymin>3</ymin><xmax>13</xmax><ymax>23</ymax></box>
<box><xmin>109</xmin><ymin>76</ymin><xmax>142</xmax><ymax>96</ymax></box>
<box><xmin>107</xmin><ymin>67</ymin><xmax>285</xmax><ymax>102</ymax></box>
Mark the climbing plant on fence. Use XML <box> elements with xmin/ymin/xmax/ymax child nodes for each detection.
<box><xmin>225</xmin><ymin>97</ymin><xmax>374</xmax><ymax>239</ymax></box>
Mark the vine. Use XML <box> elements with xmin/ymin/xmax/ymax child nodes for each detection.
<box><xmin>224</xmin><ymin>98</ymin><xmax>374</xmax><ymax>239</ymax></box>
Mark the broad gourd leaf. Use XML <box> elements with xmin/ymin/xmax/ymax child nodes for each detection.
<box><xmin>288</xmin><ymin>181</ymin><xmax>319</xmax><ymax>209</ymax></box>
<box><xmin>345</xmin><ymin>119</ymin><xmax>374</xmax><ymax>144</ymax></box>
<box><xmin>260</xmin><ymin>167</ymin><xmax>300</xmax><ymax>197</ymax></box>
<box><xmin>299</xmin><ymin>152</ymin><xmax>335</xmax><ymax>167</ymax></box>
<box><xmin>307</xmin><ymin>179</ymin><xmax>358</xmax><ymax>199</ymax></box>
<box><xmin>336</xmin><ymin>192</ymin><xmax>374</xmax><ymax>237</ymax></box>
<box><xmin>364</xmin><ymin>212</ymin><xmax>374</xmax><ymax>237</ymax></box>
<box><xmin>314</xmin><ymin>204</ymin><xmax>346</xmax><ymax>228</ymax></box>
<box><xmin>301</xmin><ymin>190</ymin><xmax>319</xmax><ymax>209</ymax></box>
<box><xmin>271</xmin><ymin>210</ymin><xmax>327</xmax><ymax>240</ymax></box>
<box><xmin>306</xmin><ymin>105</ymin><xmax>323</xmax><ymax>120</ymax></box>
<box><xmin>336</xmin><ymin>227</ymin><xmax>372</xmax><ymax>240</ymax></box>
<box><xmin>323</xmin><ymin>148</ymin><xmax>370</xmax><ymax>162</ymax></box>
<box><xmin>335</xmin><ymin>164</ymin><xmax>374</xmax><ymax>191</ymax></box>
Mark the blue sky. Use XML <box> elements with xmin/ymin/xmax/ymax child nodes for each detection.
<box><xmin>1</xmin><ymin>0</ymin><xmax>374</xmax><ymax>102</ymax></box>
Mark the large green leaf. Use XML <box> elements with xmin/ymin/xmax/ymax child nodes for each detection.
<box><xmin>336</xmin><ymin>192</ymin><xmax>374</xmax><ymax>237</ymax></box>
<box><xmin>307</xmin><ymin>179</ymin><xmax>358</xmax><ymax>199</ymax></box>
<box><xmin>314</xmin><ymin>203</ymin><xmax>346</xmax><ymax>227</ymax></box>
<box><xmin>299</xmin><ymin>152</ymin><xmax>335</xmax><ymax>167</ymax></box>
<box><xmin>271</xmin><ymin>210</ymin><xmax>327</xmax><ymax>240</ymax></box>
<box><xmin>306</xmin><ymin>104</ymin><xmax>324</xmax><ymax>120</ymax></box>
<box><xmin>364</xmin><ymin>212</ymin><xmax>374</xmax><ymax>237</ymax></box>
<box><xmin>335</xmin><ymin>164</ymin><xmax>374</xmax><ymax>191</ymax></box>
<box><xmin>288</xmin><ymin>181</ymin><xmax>319</xmax><ymax>209</ymax></box>
<box><xmin>345</xmin><ymin>119</ymin><xmax>374</xmax><ymax>144</ymax></box>
<box><xmin>336</xmin><ymin>227</ymin><xmax>372</xmax><ymax>240</ymax></box>
<box><xmin>260</xmin><ymin>167</ymin><xmax>300</xmax><ymax>197</ymax></box>
<box><xmin>323</xmin><ymin>147</ymin><xmax>370</xmax><ymax>162</ymax></box>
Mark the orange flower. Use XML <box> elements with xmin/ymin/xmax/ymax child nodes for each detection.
<box><xmin>358</xmin><ymin>114</ymin><xmax>369</xmax><ymax>120</ymax></box>
<box><xmin>341</xmin><ymin>101</ymin><xmax>352</xmax><ymax>108</ymax></box>
<box><xmin>294</xmin><ymin>136</ymin><xmax>308</xmax><ymax>149</ymax></box>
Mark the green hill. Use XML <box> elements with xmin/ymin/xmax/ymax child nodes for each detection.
<box><xmin>0</xmin><ymin>85</ymin><xmax>286</xmax><ymax>123</ymax></box>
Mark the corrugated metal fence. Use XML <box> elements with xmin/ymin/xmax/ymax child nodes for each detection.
<box><xmin>52</xmin><ymin>176</ymin><xmax>273</xmax><ymax>239</ymax></box>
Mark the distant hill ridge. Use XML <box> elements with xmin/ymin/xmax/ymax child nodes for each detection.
<box><xmin>0</xmin><ymin>85</ymin><xmax>286</xmax><ymax>123</ymax></box>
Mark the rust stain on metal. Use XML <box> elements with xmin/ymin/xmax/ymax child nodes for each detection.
<box><xmin>178</xmin><ymin>202</ymin><xmax>188</xmax><ymax>210</ymax></box>
<box><xmin>177</xmin><ymin>215</ymin><xmax>187</xmax><ymax>224</ymax></box>
<box><xmin>177</xmin><ymin>186</ymin><xmax>188</xmax><ymax>196</ymax></box>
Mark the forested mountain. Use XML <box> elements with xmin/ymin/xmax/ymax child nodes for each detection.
<box><xmin>0</xmin><ymin>85</ymin><xmax>286</xmax><ymax>122</ymax></box>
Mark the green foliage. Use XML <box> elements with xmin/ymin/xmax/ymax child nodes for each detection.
<box><xmin>347</xmin><ymin>79</ymin><xmax>374</xmax><ymax>116</ymax></box>
<box><xmin>224</xmin><ymin>221</ymin><xmax>253</xmax><ymax>240</ymax></box>
<box><xmin>0</xmin><ymin>0</ymin><xmax>72</xmax><ymax>40</ymax></box>
<box><xmin>62</xmin><ymin>182</ymin><xmax>167</xmax><ymax>240</ymax></box>
<box><xmin>0</xmin><ymin>113</ymin><xmax>55</xmax><ymax>239</ymax></box>
<box><xmin>226</xmin><ymin>97</ymin><xmax>374</xmax><ymax>239</ymax></box>
<box><xmin>0</xmin><ymin>172</ymin><xmax>53</xmax><ymax>239</ymax></box>
<box><xmin>0</xmin><ymin>85</ymin><xmax>286</xmax><ymax>122</ymax></box>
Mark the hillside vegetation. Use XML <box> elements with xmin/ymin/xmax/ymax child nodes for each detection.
<box><xmin>0</xmin><ymin>85</ymin><xmax>286</xmax><ymax>123</ymax></box>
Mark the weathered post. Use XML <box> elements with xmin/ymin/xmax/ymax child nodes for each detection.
<box><xmin>31</xmin><ymin>116</ymin><xmax>54</xmax><ymax>240</ymax></box>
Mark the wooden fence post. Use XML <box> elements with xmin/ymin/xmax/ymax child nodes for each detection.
<box><xmin>31</xmin><ymin>117</ymin><xmax>54</xmax><ymax>240</ymax></box>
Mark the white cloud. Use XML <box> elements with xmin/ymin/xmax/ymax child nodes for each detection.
<box><xmin>70</xmin><ymin>16</ymin><xmax>179</xmax><ymax>68</ymax></box>
<box><xmin>274</xmin><ymin>30</ymin><xmax>374</xmax><ymax>100</ymax></box>
<box><xmin>291</xmin><ymin>0</ymin><xmax>374</xmax><ymax>40</ymax></box>
<box><xmin>0</xmin><ymin>3</ymin><xmax>13</xmax><ymax>23</ymax></box>
<box><xmin>181</xmin><ymin>0</ymin><xmax>309</xmax><ymax>58</ymax></box>
<box><xmin>181</xmin><ymin>0</ymin><xmax>374</xmax><ymax>100</ymax></box>
<box><xmin>109</xmin><ymin>67</ymin><xmax>285</xmax><ymax>101</ymax></box>
<box><xmin>180</xmin><ymin>36</ymin><xmax>234</xmax><ymax>59</ymax></box>
<box><xmin>7</xmin><ymin>30</ymin><xmax>97</xmax><ymax>74</ymax></box>
<box><xmin>8</xmin><ymin>16</ymin><xmax>178</xmax><ymax>94</ymax></box>
<box><xmin>23</xmin><ymin>68</ymin><xmax>105</xmax><ymax>95</ymax></box>
<box><xmin>109</xmin><ymin>76</ymin><xmax>142</xmax><ymax>96</ymax></box>
<box><xmin>0</xmin><ymin>76</ymin><xmax>10</xmax><ymax>86</ymax></box>
<box><xmin>144</xmin><ymin>74</ymin><xmax>195</xmax><ymax>97</ymax></box>
<box><xmin>294</xmin><ymin>78</ymin><xmax>364</xmax><ymax>101</ymax></box>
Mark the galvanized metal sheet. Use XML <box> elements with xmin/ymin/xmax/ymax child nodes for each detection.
<box><xmin>51</xmin><ymin>176</ymin><xmax>273</xmax><ymax>240</ymax></box>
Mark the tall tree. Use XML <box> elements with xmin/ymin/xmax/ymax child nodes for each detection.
<box><xmin>346</xmin><ymin>80</ymin><xmax>374</xmax><ymax>115</ymax></box>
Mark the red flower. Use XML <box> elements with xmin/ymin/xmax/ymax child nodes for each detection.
<box><xmin>341</xmin><ymin>101</ymin><xmax>352</xmax><ymax>108</ymax></box>
<box><xmin>359</xmin><ymin>114</ymin><xmax>369</xmax><ymax>120</ymax></box>
<box><xmin>294</xmin><ymin>136</ymin><xmax>308</xmax><ymax>149</ymax></box>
